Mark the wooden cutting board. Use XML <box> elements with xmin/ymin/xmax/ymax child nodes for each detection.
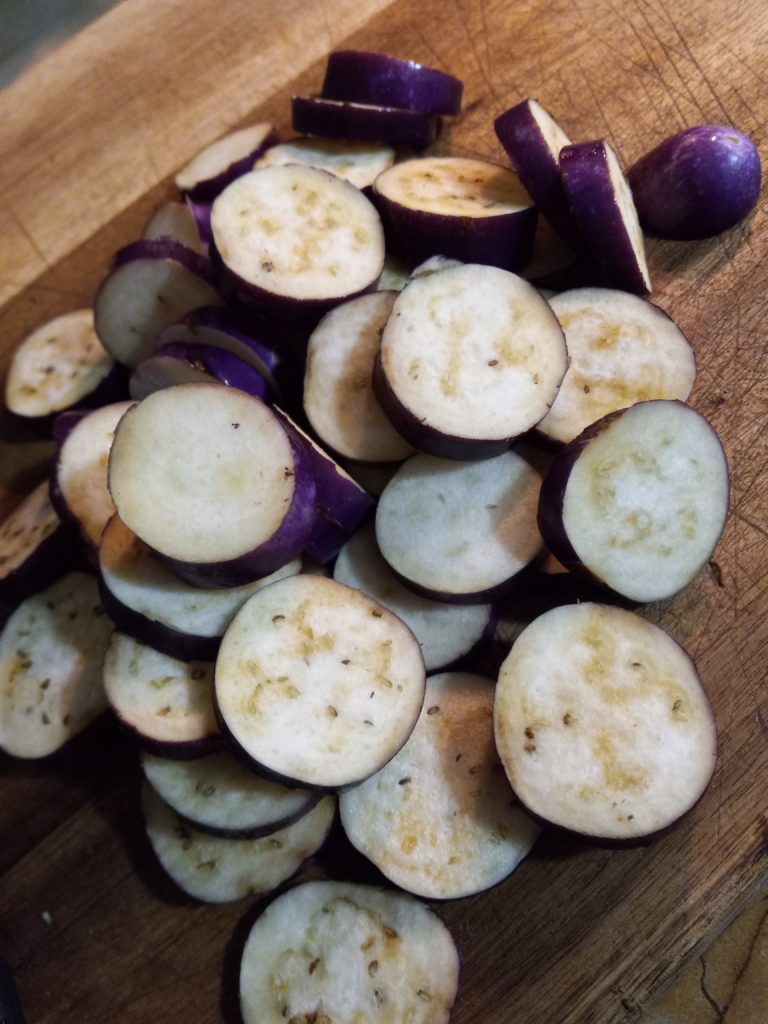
<box><xmin>0</xmin><ymin>1</ymin><xmax>766</xmax><ymax>1022</ymax></box>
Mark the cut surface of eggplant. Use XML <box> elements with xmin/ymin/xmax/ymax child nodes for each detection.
<box><xmin>334</xmin><ymin>522</ymin><xmax>494</xmax><ymax>671</ymax></box>
<box><xmin>560</xmin><ymin>139</ymin><xmax>651</xmax><ymax>295</ymax></box>
<box><xmin>375</xmin><ymin>263</ymin><xmax>567</xmax><ymax>457</ymax></box>
<box><xmin>211</xmin><ymin>165</ymin><xmax>385</xmax><ymax>316</ymax></box>
<box><xmin>143</xmin><ymin>783</ymin><xmax>335</xmax><ymax>902</ymax></box>
<box><xmin>174</xmin><ymin>123</ymin><xmax>277</xmax><ymax>200</ymax></box>
<box><xmin>0</xmin><ymin>573</ymin><xmax>111</xmax><ymax>758</ymax></box>
<box><xmin>215</xmin><ymin>575</ymin><xmax>426</xmax><ymax>789</ymax></box>
<box><xmin>494</xmin><ymin>602</ymin><xmax>718</xmax><ymax>839</ymax></box>
<box><xmin>108</xmin><ymin>384</ymin><xmax>315</xmax><ymax>585</ymax></box>
<box><xmin>254</xmin><ymin>136</ymin><xmax>395</xmax><ymax>190</ymax></box>
<box><xmin>52</xmin><ymin>400</ymin><xmax>134</xmax><ymax>554</ymax></box>
<box><xmin>143</xmin><ymin>201</ymin><xmax>204</xmax><ymax>253</ymax></box>
<box><xmin>103</xmin><ymin>632</ymin><xmax>219</xmax><ymax>757</ymax></box>
<box><xmin>304</xmin><ymin>290</ymin><xmax>414</xmax><ymax>463</ymax></box>
<box><xmin>0</xmin><ymin>480</ymin><xmax>72</xmax><ymax>601</ymax></box>
<box><xmin>537</xmin><ymin>288</ymin><xmax>696</xmax><ymax>444</ymax></box>
<box><xmin>373</xmin><ymin>156</ymin><xmax>537</xmax><ymax>271</ymax></box>
<box><xmin>94</xmin><ymin>240</ymin><xmax>220</xmax><ymax>367</ymax></box>
<box><xmin>322</xmin><ymin>49</ymin><xmax>463</xmax><ymax>115</ymax></box>
<box><xmin>239</xmin><ymin>880</ymin><xmax>459</xmax><ymax>1024</ymax></box>
<box><xmin>341</xmin><ymin>672</ymin><xmax>540</xmax><ymax>898</ymax></box>
<box><xmin>291</xmin><ymin>96</ymin><xmax>439</xmax><ymax>150</ymax></box>
<box><xmin>5</xmin><ymin>309</ymin><xmax>115</xmax><ymax>419</ymax></box>
<box><xmin>376</xmin><ymin>450</ymin><xmax>544</xmax><ymax>601</ymax></box>
<box><xmin>142</xmin><ymin>751</ymin><xmax>317</xmax><ymax>838</ymax></box>
<box><xmin>538</xmin><ymin>400</ymin><xmax>729</xmax><ymax>602</ymax></box>
<box><xmin>129</xmin><ymin>342</ymin><xmax>270</xmax><ymax>403</ymax></box>
<box><xmin>98</xmin><ymin>515</ymin><xmax>301</xmax><ymax>661</ymax></box>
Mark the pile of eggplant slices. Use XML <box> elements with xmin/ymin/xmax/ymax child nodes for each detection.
<box><xmin>0</xmin><ymin>47</ymin><xmax>760</xmax><ymax>1024</ymax></box>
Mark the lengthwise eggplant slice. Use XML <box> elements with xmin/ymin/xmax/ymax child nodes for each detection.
<box><xmin>215</xmin><ymin>575</ymin><xmax>425</xmax><ymax>790</ymax></box>
<box><xmin>239</xmin><ymin>880</ymin><xmax>459</xmax><ymax>1024</ymax></box>
<box><xmin>142</xmin><ymin>783</ymin><xmax>335</xmax><ymax>903</ymax></box>
<box><xmin>340</xmin><ymin>672</ymin><xmax>540</xmax><ymax>898</ymax></box>
<box><xmin>494</xmin><ymin>603</ymin><xmax>717</xmax><ymax>840</ymax></box>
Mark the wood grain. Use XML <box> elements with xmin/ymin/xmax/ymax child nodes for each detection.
<box><xmin>0</xmin><ymin>0</ymin><xmax>766</xmax><ymax>1022</ymax></box>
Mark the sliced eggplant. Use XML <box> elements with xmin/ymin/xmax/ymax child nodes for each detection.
<box><xmin>108</xmin><ymin>384</ymin><xmax>316</xmax><ymax>588</ymax></box>
<box><xmin>494</xmin><ymin>602</ymin><xmax>718</xmax><ymax>839</ymax></box>
<box><xmin>341</xmin><ymin>672</ymin><xmax>540</xmax><ymax>898</ymax></box>
<box><xmin>0</xmin><ymin>573</ymin><xmax>112</xmax><ymax>759</ymax></box>
<box><xmin>376</xmin><ymin>254</ymin><xmax>412</xmax><ymax>291</ymax></box>
<box><xmin>375</xmin><ymin>450</ymin><xmax>544</xmax><ymax>602</ymax></box>
<box><xmin>142</xmin><ymin>750</ymin><xmax>317</xmax><ymax>838</ymax></box>
<box><xmin>560</xmin><ymin>139</ymin><xmax>651</xmax><ymax>295</ymax></box>
<box><xmin>211</xmin><ymin>165</ymin><xmax>385</xmax><ymax>322</ymax></box>
<box><xmin>174</xmin><ymin>123</ymin><xmax>277</xmax><ymax>201</ymax></box>
<box><xmin>129</xmin><ymin>342</ymin><xmax>271</xmax><ymax>403</ymax></box>
<box><xmin>304</xmin><ymin>290</ymin><xmax>414</xmax><ymax>464</ymax></box>
<box><xmin>334</xmin><ymin>522</ymin><xmax>494</xmax><ymax>672</ymax></box>
<box><xmin>374</xmin><ymin>263</ymin><xmax>568</xmax><ymax>459</ymax></box>
<box><xmin>103</xmin><ymin>632</ymin><xmax>220</xmax><ymax>758</ymax></box>
<box><xmin>322</xmin><ymin>50</ymin><xmax>463</xmax><ymax>115</ymax></box>
<box><xmin>143</xmin><ymin>201</ymin><xmax>204</xmax><ymax>253</ymax></box>
<box><xmin>215</xmin><ymin>575</ymin><xmax>426</xmax><ymax>790</ymax></box>
<box><xmin>372</xmin><ymin>156</ymin><xmax>537</xmax><ymax>271</ymax></box>
<box><xmin>292</xmin><ymin>96</ymin><xmax>439</xmax><ymax>150</ymax></box>
<box><xmin>254</xmin><ymin>136</ymin><xmax>396</xmax><ymax>190</ymax></box>
<box><xmin>239</xmin><ymin>880</ymin><xmax>459</xmax><ymax>1024</ymax></box>
<box><xmin>5</xmin><ymin>309</ymin><xmax>121</xmax><ymax>420</ymax></box>
<box><xmin>0</xmin><ymin>481</ymin><xmax>78</xmax><ymax>602</ymax></box>
<box><xmin>142</xmin><ymin>783</ymin><xmax>335</xmax><ymax>903</ymax></box>
<box><xmin>538</xmin><ymin>287</ymin><xmax>696</xmax><ymax>444</ymax></box>
<box><xmin>98</xmin><ymin>515</ymin><xmax>301</xmax><ymax>662</ymax></box>
<box><xmin>537</xmin><ymin>400</ymin><xmax>729</xmax><ymax>602</ymax></box>
<box><xmin>94</xmin><ymin>239</ymin><xmax>221</xmax><ymax>367</ymax></box>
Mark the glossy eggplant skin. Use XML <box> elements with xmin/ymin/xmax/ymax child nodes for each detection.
<box><xmin>321</xmin><ymin>50</ymin><xmax>463</xmax><ymax>115</ymax></box>
<box><xmin>291</xmin><ymin>96</ymin><xmax>439</xmax><ymax>150</ymax></box>
<box><xmin>628</xmin><ymin>125</ymin><xmax>761</xmax><ymax>239</ymax></box>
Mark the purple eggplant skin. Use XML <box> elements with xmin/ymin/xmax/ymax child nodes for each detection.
<box><xmin>291</xmin><ymin>96</ymin><xmax>439</xmax><ymax>151</ymax></box>
<box><xmin>52</xmin><ymin>409</ymin><xmax>91</xmax><ymax>446</ymax></box>
<box><xmin>157</xmin><ymin>427</ymin><xmax>317</xmax><ymax>589</ymax></box>
<box><xmin>494</xmin><ymin>100</ymin><xmax>583</xmax><ymax>248</ymax></box>
<box><xmin>372</xmin><ymin>351</ymin><xmax>513</xmax><ymax>461</ymax></box>
<box><xmin>97</xmin><ymin>574</ymin><xmax>221</xmax><ymax>663</ymax></box>
<box><xmin>627</xmin><ymin>125</ymin><xmax>761</xmax><ymax>240</ymax></box>
<box><xmin>321</xmin><ymin>50</ymin><xmax>463</xmax><ymax>116</ymax></box>
<box><xmin>0</xmin><ymin>956</ymin><xmax>26</xmax><ymax>1024</ymax></box>
<box><xmin>104</xmin><ymin>237</ymin><xmax>218</xmax><ymax>287</ymax></box>
<box><xmin>185</xmin><ymin>196</ymin><xmax>213</xmax><ymax>247</ymax></box>
<box><xmin>133</xmin><ymin>343</ymin><xmax>271</xmax><ymax>403</ymax></box>
<box><xmin>180</xmin><ymin>127</ymin><xmax>279</xmax><ymax>204</ymax></box>
<box><xmin>372</xmin><ymin>189</ymin><xmax>537</xmax><ymax>273</ymax></box>
<box><xmin>388</xmin><ymin>555</ymin><xmax>541</xmax><ymax>606</ymax></box>
<box><xmin>111</xmin><ymin>706</ymin><xmax>223</xmax><ymax>761</ymax></box>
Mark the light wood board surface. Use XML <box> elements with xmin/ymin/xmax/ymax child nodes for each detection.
<box><xmin>0</xmin><ymin>1</ymin><xmax>766</xmax><ymax>1022</ymax></box>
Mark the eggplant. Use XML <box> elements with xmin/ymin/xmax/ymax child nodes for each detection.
<box><xmin>129</xmin><ymin>342</ymin><xmax>271</xmax><ymax>403</ymax></box>
<box><xmin>321</xmin><ymin>49</ymin><xmax>463</xmax><ymax>115</ymax></box>
<box><xmin>174</xmin><ymin>123</ymin><xmax>278</xmax><ymax>201</ymax></box>
<box><xmin>494</xmin><ymin>602</ymin><xmax>718</xmax><ymax>840</ymax></box>
<box><xmin>254</xmin><ymin>136</ymin><xmax>395</xmax><ymax>190</ymax></box>
<box><xmin>142</xmin><ymin>201</ymin><xmax>204</xmax><ymax>253</ymax></box>
<box><xmin>291</xmin><ymin>96</ymin><xmax>439</xmax><ymax>150</ymax></box>
<box><xmin>627</xmin><ymin>124</ymin><xmax>761</xmax><ymax>239</ymax></box>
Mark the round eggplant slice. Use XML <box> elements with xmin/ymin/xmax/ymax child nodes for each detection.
<box><xmin>494</xmin><ymin>603</ymin><xmax>718</xmax><ymax>839</ymax></box>
<box><xmin>304</xmin><ymin>290</ymin><xmax>415</xmax><ymax>463</ymax></box>
<box><xmin>0</xmin><ymin>573</ymin><xmax>112</xmax><ymax>759</ymax></box>
<box><xmin>5</xmin><ymin>309</ymin><xmax>117</xmax><ymax>419</ymax></box>
<box><xmin>215</xmin><ymin>575</ymin><xmax>426</xmax><ymax>790</ymax></box>
<box><xmin>537</xmin><ymin>288</ymin><xmax>696</xmax><ymax>444</ymax></box>
<box><xmin>239</xmin><ymin>880</ymin><xmax>459</xmax><ymax>1024</ymax></box>
<box><xmin>174</xmin><ymin>123</ymin><xmax>277</xmax><ymax>201</ymax></box>
<box><xmin>107</xmin><ymin>384</ymin><xmax>316</xmax><ymax>588</ymax></box>
<box><xmin>143</xmin><ymin>201</ymin><xmax>204</xmax><ymax>253</ymax></box>
<box><xmin>375</xmin><ymin>450</ymin><xmax>544</xmax><ymax>603</ymax></box>
<box><xmin>292</xmin><ymin>96</ymin><xmax>439</xmax><ymax>151</ymax></box>
<box><xmin>254</xmin><ymin>136</ymin><xmax>395</xmax><ymax>190</ymax></box>
<box><xmin>375</xmin><ymin>264</ymin><xmax>567</xmax><ymax>459</ymax></box>
<box><xmin>538</xmin><ymin>400</ymin><xmax>729</xmax><ymax>602</ymax></box>
<box><xmin>0</xmin><ymin>480</ymin><xmax>77</xmax><ymax>602</ymax></box>
<box><xmin>51</xmin><ymin>400</ymin><xmax>134</xmax><ymax>558</ymax></box>
<box><xmin>341</xmin><ymin>672</ymin><xmax>540</xmax><ymax>898</ymax></box>
<box><xmin>322</xmin><ymin>49</ymin><xmax>463</xmax><ymax>115</ymax></box>
<box><xmin>142</xmin><ymin>783</ymin><xmax>335</xmax><ymax>903</ymax></box>
<box><xmin>142</xmin><ymin>751</ymin><xmax>317</xmax><ymax>838</ymax></box>
<box><xmin>129</xmin><ymin>342</ymin><xmax>271</xmax><ymax>403</ymax></box>
<box><xmin>98</xmin><ymin>515</ymin><xmax>300</xmax><ymax>662</ymax></box>
<box><xmin>560</xmin><ymin>139</ymin><xmax>651</xmax><ymax>295</ymax></box>
<box><xmin>334</xmin><ymin>522</ymin><xmax>494</xmax><ymax>672</ymax></box>
<box><xmin>94</xmin><ymin>239</ymin><xmax>221</xmax><ymax>367</ymax></box>
<box><xmin>103</xmin><ymin>633</ymin><xmax>220</xmax><ymax>758</ymax></box>
<box><xmin>373</xmin><ymin>156</ymin><xmax>537</xmax><ymax>271</ymax></box>
<box><xmin>494</xmin><ymin>98</ymin><xmax>583</xmax><ymax>247</ymax></box>
<box><xmin>627</xmin><ymin>124</ymin><xmax>762</xmax><ymax>240</ymax></box>
<box><xmin>211</xmin><ymin>165</ymin><xmax>385</xmax><ymax>322</ymax></box>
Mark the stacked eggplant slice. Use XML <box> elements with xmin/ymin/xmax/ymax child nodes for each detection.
<box><xmin>1</xmin><ymin>38</ymin><xmax>754</xmax><ymax>1024</ymax></box>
